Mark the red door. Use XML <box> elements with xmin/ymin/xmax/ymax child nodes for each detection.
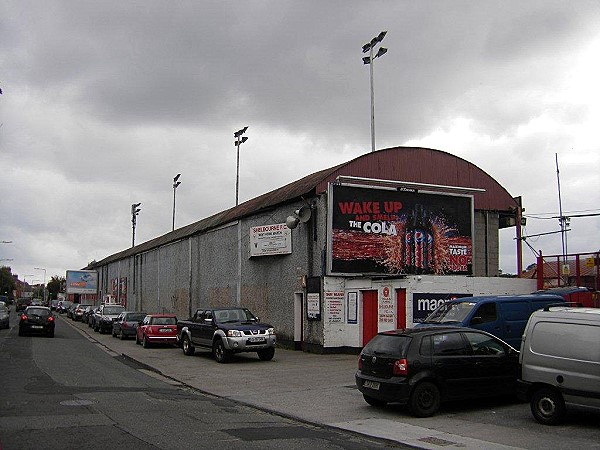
<box><xmin>362</xmin><ymin>290</ymin><xmax>378</xmax><ymax>345</ymax></box>
<box><xmin>396</xmin><ymin>288</ymin><xmax>407</xmax><ymax>329</ymax></box>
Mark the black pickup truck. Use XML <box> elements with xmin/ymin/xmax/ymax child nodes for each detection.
<box><xmin>177</xmin><ymin>307</ymin><xmax>276</xmax><ymax>363</ymax></box>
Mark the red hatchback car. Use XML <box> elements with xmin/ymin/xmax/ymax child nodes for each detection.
<box><xmin>136</xmin><ymin>314</ymin><xmax>178</xmax><ymax>348</ymax></box>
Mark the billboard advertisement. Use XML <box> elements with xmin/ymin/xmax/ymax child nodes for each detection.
<box><xmin>412</xmin><ymin>292</ymin><xmax>473</xmax><ymax>323</ymax></box>
<box><xmin>328</xmin><ymin>184</ymin><xmax>473</xmax><ymax>275</ymax></box>
<box><xmin>66</xmin><ymin>270</ymin><xmax>98</xmax><ymax>294</ymax></box>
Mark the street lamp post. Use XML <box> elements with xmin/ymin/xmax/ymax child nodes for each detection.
<box><xmin>131</xmin><ymin>203</ymin><xmax>141</xmax><ymax>247</ymax></box>
<box><xmin>172</xmin><ymin>174</ymin><xmax>181</xmax><ymax>231</ymax></box>
<box><xmin>234</xmin><ymin>126</ymin><xmax>248</xmax><ymax>206</ymax></box>
<box><xmin>362</xmin><ymin>31</ymin><xmax>388</xmax><ymax>153</ymax></box>
<box><xmin>34</xmin><ymin>267</ymin><xmax>46</xmax><ymax>305</ymax></box>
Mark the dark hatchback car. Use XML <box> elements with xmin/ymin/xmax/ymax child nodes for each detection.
<box><xmin>18</xmin><ymin>306</ymin><xmax>55</xmax><ymax>338</ymax></box>
<box><xmin>355</xmin><ymin>327</ymin><xmax>519</xmax><ymax>417</ymax></box>
<box><xmin>112</xmin><ymin>311</ymin><xmax>147</xmax><ymax>340</ymax></box>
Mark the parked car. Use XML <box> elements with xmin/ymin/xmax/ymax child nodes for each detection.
<box><xmin>112</xmin><ymin>311</ymin><xmax>147</xmax><ymax>340</ymax></box>
<box><xmin>18</xmin><ymin>306</ymin><xmax>55</xmax><ymax>337</ymax></box>
<box><xmin>532</xmin><ymin>286</ymin><xmax>599</xmax><ymax>308</ymax></box>
<box><xmin>66</xmin><ymin>303</ymin><xmax>79</xmax><ymax>319</ymax></box>
<box><xmin>136</xmin><ymin>314</ymin><xmax>178</xmax><ymax>348</ymax></box>
<box><xmin>15</xmin><ymin>298</ymin><xmax>30</xmax><ymax>312</ymax></box>
<box><xmin>418</xmin><ymin>294</ymin><xmax>565</xmax><ymax>348</ymax></box>
<box><xmin>57</xmin><ymin>300</ymin><xmax>73</xmax><ymax>314</ymax></box>
<box><xmin>0</xmin><ymin>303</ymin><xmax>9</xmax><ymax>329</ymax></box>
<box><xmin>177</xmin><ymin>307</ymin><xmax>276</xmax><ymax>363</ymax></box>
<box><xmin>81</xmin><ymin>305</ymin><xmax>95</xmax><ymax>324</ymax></box>
<box><xmin>93</xmin><ymin>304</ymin><xmax>126</xmax><ymax>333</ymax></box>
<box><xmin>355</xmin><ymin>326</ymin><xmax>519</xmax><ymax>417</ymax></box>
<box><xmin>50</xmin><ymin>299</ymin><xmax>59</xmax><ymax>311</ymax></box>
<box><xmin>72</xmin><ymin>304</ymin><xmax>92</xmax><ymax>322</ymax></box>
<box><xmin>88</xmin><ymin>306</ymin><xmax>101</xmax><ymax>328</ymax></box>
<box><xmin>517</xmin><ymin>306</ymin><xmax>600</xmax><ymax>425</ymax></box>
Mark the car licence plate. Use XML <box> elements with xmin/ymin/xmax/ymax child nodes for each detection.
<box><xmin>159</xmin><ymin>328</ymin><xmax>171</xmax><ymax>333</ymax></box>
<box><xmin>363</xmin><ymin>380</ymin><xmax>380</xmax><ymax>390</ymax></box>
<box><xmin>248</xmin><ymin>337</ymin><xmax>266</xmax><ymax>343</ymax></box>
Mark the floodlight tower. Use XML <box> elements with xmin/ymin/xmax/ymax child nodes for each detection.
<box><xmin>362</xmin><ymin>31</ymin><xmax>388</xmax><ymax>152</ymax></box>
<box><xmin>234</xmin><ymin>127</ymin><xmax>249</xmax><ymax>206</ymax></box>
<box><xmin>131</xmin><ymin>203</ymin><xmax>141</xmax><ymax>247</ymax></box>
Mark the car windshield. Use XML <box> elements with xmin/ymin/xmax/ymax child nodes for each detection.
<box><xmin>126</xmin><ymin>313</ymin><xmax>147</xmax><ymax>322</ymax></box>
<box><xmin>214</xmin><ymin>308</ymin><xmax>257</xmax><ymax>323</ymax></box>
<box><xmin>363</xmin><ymin>334</ymin><xmax>411</xmax><ymax>357</ymax></box>
<box><xmin>424</xmin><ymin>301</ymin><xmax>476</xmax><ymax>324</ymax></box>
<box><xmin>152</xmin><ymin>317</ymin><xmax>176</xmax><ymax>325</ymax></box>
<box><xmin>104</xmin><ymin>306</ymin><xmax>124</xmax><ymax>315</ymax></box>
<box><xmin>26</xmin><ymin>307</ymin><xmax>50</xmax><ymax>317</ymax></box>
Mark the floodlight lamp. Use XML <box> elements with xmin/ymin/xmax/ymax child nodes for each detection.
<box><xmin>174</xmin><ymin>181</ymin><xmax>181</xmax><ymax>188</ymax></box>
<box><xmin>241</xmin><ymin>136</ymin><xmax>248</xmax><ymax>144</ymax></box>
<box><xmin>362</xmin><ymin>43</ymin><xmax>371</xmax><ymax>53</ymax></box>
<box><xmin>377</xmin><ymin>31</ymin><xmax>387</xmax><ymax>42</ymax></box>
<box><xmin>173</xmin><ymin>173</ymin><xmax>181</xmax><ymax>182</ymax></box>
<box><xmin>362</xmin><ymin>56</ymin><xmax>371</xmax><ymax>65</ymax></box>
<box><xmin>375</xmin><ymin>47</ymin><xmax>387</xmax><ymax>58</ymax></box>
<box><xmin>370</xmin><ymin>37</ymin><xmax>378</xmax><ymax>47</ymax></box>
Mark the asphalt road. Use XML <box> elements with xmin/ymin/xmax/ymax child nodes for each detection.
<box><xmin>3</xmin><ymin>309</ymin><xmax>599</xmax><ymax>450</ymax></box>
<box><xmin>0</xmin><ymin>308</ymin><xmax>406</xmax><ymax>450</ymax></box>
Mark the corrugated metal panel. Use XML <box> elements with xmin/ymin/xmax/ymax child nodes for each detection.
<box><xmin>91</xmin><ymin>146</ymin><xmax>517</xmax><ymax>267</ymax></box>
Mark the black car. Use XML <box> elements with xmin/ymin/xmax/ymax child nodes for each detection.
<box><xmin>355</xmin><ymin>327</ymin><xmax>519</xmax><ymax>417</ymax></box>
<box><xmin>112</xmin><ymin>311</ymin><xmax>147</xmax><ymax>340</ymax></box>
<box><xmin>18</xmin><ymin>306</ymin><xmax>55</xmax><ymax>338</ymax></box>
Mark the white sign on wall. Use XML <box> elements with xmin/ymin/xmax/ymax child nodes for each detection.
<box><xmin>378</xmin><ymin>285</ymin><xmax>396</xmax><ymax>331</ymax></box>
<box><xmin>325</xmin><ymin>291</ymin><xmax>344</xmax><ymax>323</ymax></box>
<box><xmin>249</xmin><ymin>223</ymin><xmax>292</xmax><ymax>257</ymax></box>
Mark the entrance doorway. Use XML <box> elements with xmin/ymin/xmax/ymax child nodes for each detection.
<box><xmin>362</xmin><ymin>290</ymin><xmax>378</xmax><ymax>346</ymax></box>
<box><xmin>396</xmin><ymin>288</ymin><xmax>407</xmax><ymax>329</ymax></box>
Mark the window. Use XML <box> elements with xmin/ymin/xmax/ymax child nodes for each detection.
<box><xmin>432</xmin><ymin>333</ymin><xmax>467</xmax><ymax>356</ymax></box>
<box><xmin>472</xmin><ymin>303</ymin><xmax>497</xmax><ymax>324</ymax></box>
<box><xmin>463</xmin><ymin>332</ymin><xmax>505</xmax><ymax>356</ymax></box>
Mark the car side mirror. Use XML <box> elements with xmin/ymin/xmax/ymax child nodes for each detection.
<box><xmin>470</xmin><ymin>316</ymin><xmax>483</xmax><ymax>325</ymax></box>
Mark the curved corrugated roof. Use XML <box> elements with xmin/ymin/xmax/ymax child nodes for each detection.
<box><xmin>91</xmin><ymin>146</ymin><xmax>517</xmax><ymax>267</ymax></box>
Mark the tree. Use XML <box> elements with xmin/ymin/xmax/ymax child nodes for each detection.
<box><xmin>0</xmin><ymin>266</ymin><xmax>16</xmax><ymax>300</ymax></box>
<box><xmin>47</xmin><ymin>275</ymin><xmax>66</xmax><ymax>300</ymax></box>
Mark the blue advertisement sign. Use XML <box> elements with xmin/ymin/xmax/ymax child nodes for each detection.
<box><xmin>66</xmin><ymin>270</ymin><xmax>98</xmax><ymax>294</ymax></box>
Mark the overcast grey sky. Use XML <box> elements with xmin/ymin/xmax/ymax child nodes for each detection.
<box><xmin>1</xmin><ymin>0</ymin><xmax>599</xmax><ymax>282</ymax></box>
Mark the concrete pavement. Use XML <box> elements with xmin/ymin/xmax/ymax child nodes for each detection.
<box><xmin>61</xmin><ymin>315</ymin><xmax>593</xmax><ymax>450</ymax></box>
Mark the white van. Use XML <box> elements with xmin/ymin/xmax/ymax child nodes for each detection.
<box><xmin>517</xmin><ymin>306</ymin><xmax>600</xmax><ymax>424</ymax></box>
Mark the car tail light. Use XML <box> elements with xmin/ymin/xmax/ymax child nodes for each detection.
<box><xmin>47</xmin><ymin>316</ymin><xmax>54</xmax><ymax>322</ymax></box>
<box><xmin>20</xmin><ymin>314</ymin><xmax>27</xmax><ymax>321</ymax></box>
<box><xmin>392</xmin><ymin>358</ymin><xmax>408</xmax><ymax>376</ymax></box>
<box><xmin>358</xmin><ymin>356</ymin><xmax>363</xmax><ymax>370</ymax></box>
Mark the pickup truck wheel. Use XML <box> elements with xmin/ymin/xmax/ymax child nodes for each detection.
<box><xmin>213</xmin><ymin>339</ymin><xmax>231</xmax><ymax>363</ymax></box>
<box><xmin>182</xmin><ymin>335</ymin><xmax>195</xmax><ymax>356</ymax></box>
<box><xmin>257</xmin><ymin>347</ymin><xmax>275</xmax><ymax>361</ymax></box>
